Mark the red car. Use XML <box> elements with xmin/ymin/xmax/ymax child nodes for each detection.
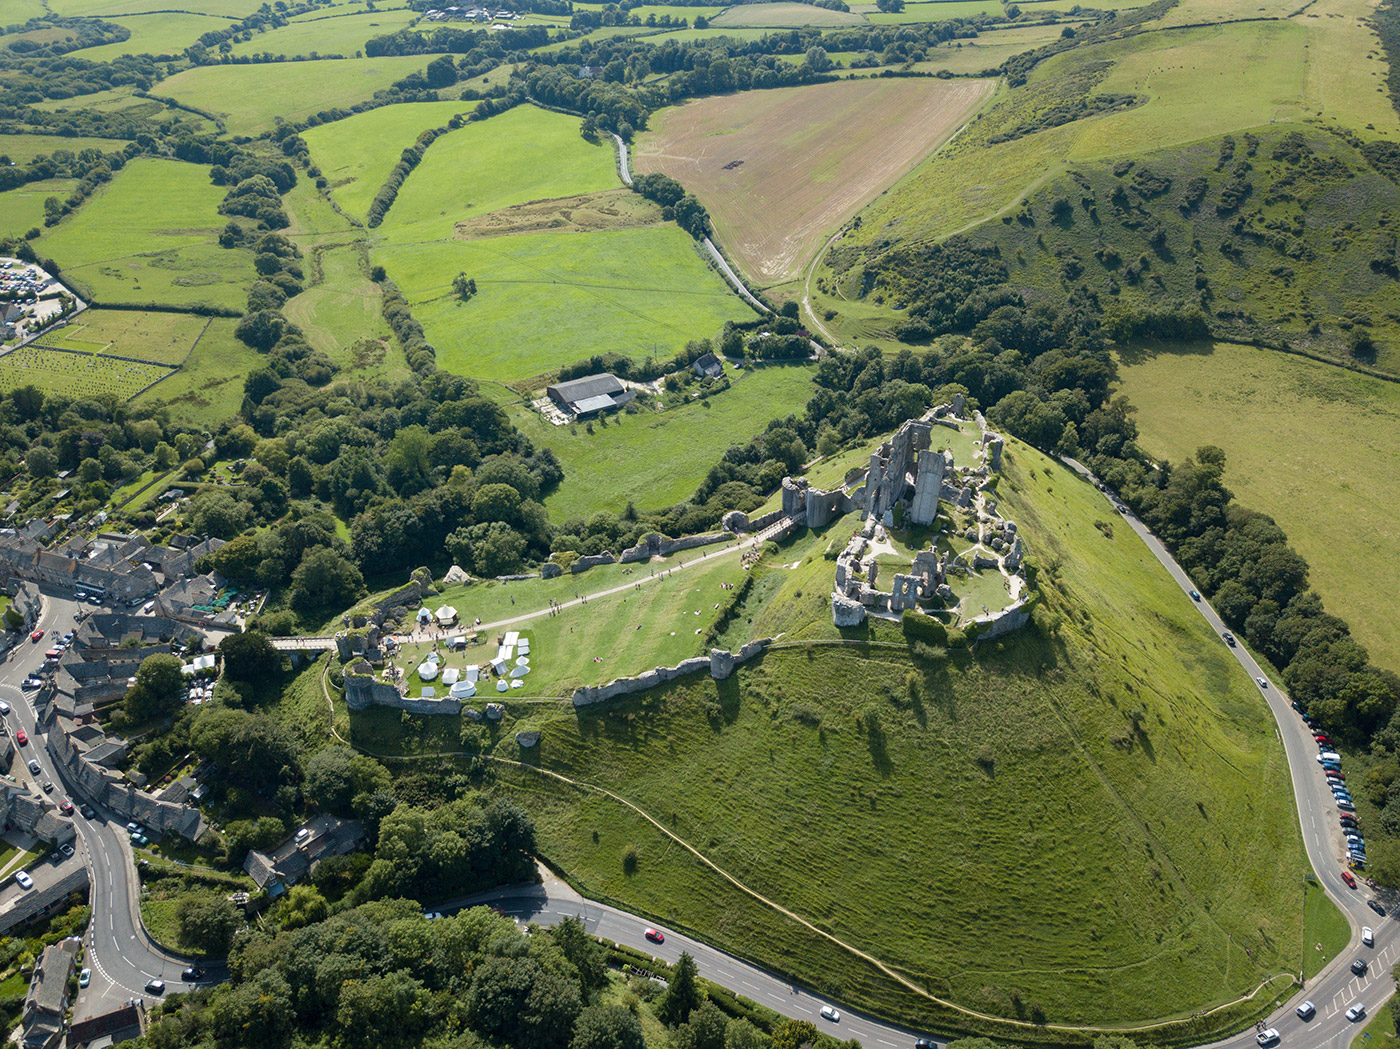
<box><xmin>1315</xmin><ymin>735</ymin><xmax>1331</xmax><ymax>744</ymax></box>
<box><xmin>59</xmin><ymin>799</ymin><xmax>73</xmax><ymax>816</ymax></box>
<box><xmin>15</xmin><ymin>729</ymin><xmax>27</xmax><ymax>746</ymax></box>
<box><xmin>1342</xmin><ymin>870</ymin><xmax>1358</xmax><ymax>889</ymax></box>
<box><xmin>644</xmin><ymin>928</ymin><xmax>664</xmax><ymax>944</ymax></box>
<box><xmin>1327</xmin><ymin>771</ymin><xmax>1346</xmax><ymax>782</ymax></box>
<box><xmin>29</xmin><ymin>630</ymin><xmax>42</xmax><ymax>642</ymax></box>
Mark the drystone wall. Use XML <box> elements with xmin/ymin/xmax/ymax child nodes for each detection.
<box><xmin>572</xmin><ymin>639</ymin><xmax>773</xmax><ymax>706</ymax></box>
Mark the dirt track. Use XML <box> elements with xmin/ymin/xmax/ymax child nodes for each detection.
<box><xmin>633</xmin><ymin>78</ymin><xmax>992</xmax><ymax>286</ymax></box>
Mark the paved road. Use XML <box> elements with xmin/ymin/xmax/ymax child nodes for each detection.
<box><xmin>0</xmin><ymin>589</ymin><xmax>203</xmax><ymax>1019</ymax></box>
<box><xmin>1061</xmin><ymin>459</ymin><xmax>1394</xmax><ymax>1046</ymax></box>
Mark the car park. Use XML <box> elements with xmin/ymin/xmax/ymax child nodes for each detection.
<box><xmin>820</xmin><ymin>1006</ymin><xmax>840</xmax><ymax>1023</ymax></box>
<box><xmin>79</xmin><ymin>968</ymin><xmax>90</xmax><ymax>988</ymax></box>
<box><xmin>1364</xmin><ymin>927</ymin><xmax>1375</xmax><ymax>947</ymax></box>
<box><xmin>1343</xmin><ymin>871</ymin><xmax>1358</xmax><ymax>888</ymax></box>
<box><xmin>1370</xmin><ymin>899</ymin><xmax>1387</xmax><ymax>916</ymax></box>
<box><xmin>644</xmin><ymin>928</ymin><xmax>664</xmax><ymax>944</ymax></box>
<box><xmin>1255</xmin><ymin>1029</ymin><xmax>1279</xmax><ymax>1047</ymax></box>
<box><xmin>1352</xmin><ymin>958</ymin><xmax>1368</xmax><ymax>975</ymax></box>
<box><xmin>1297</xmin><ymin>1000</ymin><xmax>1315</xmax><ymax>1020</ymax></box>
<box><xmin>1347</xmin><ymin>1004</ymin><xmax>1367</xmax><ymax>1022</ymax></box>
<box><xmin>145</xmin><ymin>979</ymin><xmax>165</xmax><ymax>995</ymax></box>
<box><xmin>15</xmin><ymin>871</ymin><xmax>31</xmax><ymax>890</ymax></box>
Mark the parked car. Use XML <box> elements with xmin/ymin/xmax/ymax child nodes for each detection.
<box><xmin>1364</xmin><ymin>927</ymin><xmax>1375</xmax><ymax>947</ymax></box>
<box><xmin>144</xmin><ymin>979</ymin><xmax>165</xmax><ymax>995</ymax></box>
<box><xmin>1343</xmin><ymin>871</ymin><xmax>1358</xmax><ymax>888</ymax></box>
<box><xmin>1347</xmin><ymin>1004</ymin><xmax>1367</xmax><ymax>1022</ymax></box>
<box><xmin>1318</xmin><ymin>751</ymin><xmax>1341</xmax><ymax>764</ymax></box>
<box><xmin>1352</xmin><ymin>958</ymin><xmax>1368</xmax><ymax>976</ymax></box>
<box><xmin>820</xmin><ymin>1006</ymin><xmax>840</xmax><ymax>1023</ymax></box>
<box><xmin>1255</xmin><ymin>1029</ymin><xmax>1279</xmax><ymax>1047</ymax></box>
<box><xmin>0</xmin><ymin>702</ymin><xmax>9</xmax><ymax>715</ymax></box>
<box><xmin>1369</xmin><ymin>899</ymin><xmax>1387</xmax><ymax>916</ymax></box>
<box><xmin>126</xmin><ymin>821</ymin><xmax>141</xmax><ymax>833</ymax></box>
<box><xmin>58</xmin><ymin>843</ymin><xmax>73</xmax><ymax>858</ymax></box>
<box><xmin>644</xmin><ymin>928</ymin><xmax>664</xmax><ymax>944</ymax></box>
<box><xmin>79</xmin><ymin>968</ymin><xmax>90</xmax><ymax>988</ymax></box>
<box><xmin>79</xmin><ymin>805</ymin><xmax>95</xmax><ymax>819</ymax></box>
<box><xmin>15</xmin><ymin>729</ymin><xmax>27</xmax><ymax>745</ymax></box>
<box><xmin>20</xmin><ymin>678</ymin><xmax>40</xmax><ymax>691</ymax></box>
<box><xmin>28</xmin><ymin>630</ymin><xmax>42</xmax><ymax>642</ymax></box>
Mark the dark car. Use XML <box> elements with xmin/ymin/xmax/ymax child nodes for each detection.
<box><xmin>79</xmin><ymin>805</ymin><xmax>95</xmax><ymax>819</ymax></box>
<box><xmin>1369</xmin><ymin>899</ymin><xmax>1387</xmax><ymax>916</ymax></box>
<box><xmin>1189</xmin><ymin>590</ymin><xmax>1200</xmax><ymax>601</ymax></box>
<box><xmin>145</xmin><ymin>979</ymin><xmax>165</xmax><ymax>995</ymax></box>
<box><xmin>1223</xmin><ymin>632</ymin><xmax>1237</xmax><ymax>646</ymax></box>
<box><xmin>1352</xmin><ymin>958</ymin><xmax>1368</xmax><ymax>976</ymax></box>
<box><xmin>915</xmin><ymin>1040</ymin><xmax>937</xmax><ymax>1049</ymax></box>
<box><xmin>182</xmin><ymin>967</ymin><xmax>205</xmax><ymax>981</ymax></box>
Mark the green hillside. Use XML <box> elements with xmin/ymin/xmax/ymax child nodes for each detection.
<box><xmin>493</xmin><ymin>435</ymin><xmax>1306</xmax><ymax>1029</ymax></box>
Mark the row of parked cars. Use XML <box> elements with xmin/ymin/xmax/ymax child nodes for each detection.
<box><xmin>1304</xmin><ymin>712</ymin><xmax>1370</xmax><ymax>868</ymax></box>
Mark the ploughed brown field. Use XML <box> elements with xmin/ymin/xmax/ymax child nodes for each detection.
<box><xmin>633</xmin><ymin>77</ymin><xmax>992</xmax><ymax>285</ymax></box>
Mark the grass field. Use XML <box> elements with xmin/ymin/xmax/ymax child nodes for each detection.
<box><xmin>377</xmin><ymin>105</ymin><xmax>619</xmax><ymax>239</ymax></box>
<box><xmin>909</xmin><ymin>24</ymin><xmax>1072</xmax><ymax>73</ymax></box>
<box><xmin>48</xmin><ymin>0</ymin><xmax>264</xmax><ymax>15</ymax></box>
<box><xmin>0</xmin><ymin>344</ymin><xmax>172</xmax><ymax>400</ymax></box>
<box><xmin>375</xmin><ymin>225</ymin><xmax>750</xmax><ymax>382</ymax></box>
<box><xmin>864</xmin><ymin>0</ymin><xmax>1006</xmax><ymax>22</ymax></box>
<box><xmin>1116</xmin><ymin>341</ymin><xmax>1400</xmax><ymax>675</ymax></box>
<box><xmin>1349</xmin><ymin>1003</ymin><xmax>1398</xmax><ymax>1049</ymax></box>
<box><xmin>136</xmin><ymin>317</ymin><xmax>261</xmax><ymax>426</ymax></box>
<box><xmin>39</xmin><ymin>309</ymin><xmax>209</xmax><ymax>365</ymax></box>
<box><xmin>41</xmin><ymin>157</ymin><xmax>253</xmax><ymax>311</ymax></box>
<box><xmin>476</xmin><ymin>434</ymin><xmax>1307</xmax><ymax>1025</ymax></box>
<box><xmin>709</xmin><ymin>1</ymin><xmax>865</xmax><ymax>25</ymax></box>
<box><xmin>509</xmin><ymin>362</ymin><xmax>817</xmax><ymax>519</ymax></box>
<box><xmin>302</xmin><ymin>100</ymin><xmax>479</xmax><ymax>221</ymax></box>
<box><xmin>635</xmin><ymin>78</ymin><xmax>991</xmax><ymax>285</ymax></box>
<box><xmin>0</xmin><ymin>134</ymin><xmax>128</xmax><ymax>164</ymax></box>
<box><xmin>75</xmin><ymin>12</ymin><xmax>234</xmax><ymax>59</ymax></box>
<box><xmin>0</xmin><ymin>178</ymin><xmax>76</xmax><ymax>239</ymax></box>
<box><xmin>1302</xmin><ymin>876</ymin><xmax>1350</xmax><ymax>980</ymax></box>
<box><xmin>157</xmin><ymin>56</ymin><xmax>437</xmax><ymax>136</ymax></box>
<box><xmin>228</xmin><ymin>8</ymin><xmax>420</xmax><ymax>57</ymax></box>
<box><xmin>282</xmin><ymin>245</ymin><xmax>411</xmax><ymax>383</ymax></box>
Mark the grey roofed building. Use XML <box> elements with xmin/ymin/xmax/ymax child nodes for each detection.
<box><xmin>68</xmin><ymin>1001</ymin><xmax>147</xmax><ymax>1049</ymax></box>
<box><xmin>21</xmin><ymin>938</ymin><xmax>78</xmax><ymax>1049</ymax></box>
<box><xmin>545</xmin><ymin>373</ymin><xmax>634</xmax><ymax>418</ymax></box>
<box><xmin>693</xmin><ymin>351</ymin><xmax>723</xmax><ymax>378</ymax></box>
<box><xmin>244</xmin><ymin>814</ymin><xmax>365</xmax><ymax>895</ymax></box>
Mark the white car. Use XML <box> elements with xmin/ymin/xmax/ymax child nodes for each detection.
<box><xmin>1255</xmin><ymin>1029</ymin><xmax>1279</xmax><ymax>1047</ymax></box>
<box><xmin>1363</xmin><ymin>926</ymin><xmax>1375</xmax><ymax>947</ymax></box>
<box><xmin>0</xmin><ymin>701</ymin><xmax>10</xmax><ymax>714</ymax></box>
<box><xmin>819</xmin><ymin>1006</ymin><xmax>840</xmax><ymax>1023</ymax></box>
<box><xmin>1296</xmin><ymin>1000</ymin><xmax>1315</xmax><ymax>1020</ymax></box>
<box><xmin>14</xmin><ymin>871</ymin><xmax>32</xmax><ymax>890</ymax></box>
<box><xmin>1347</xmin><ymin>1004</ymin><xmax>1367</xmax><ymax>1022</ymax></box>
<box><xmin>1256</xmin><ymin>677</ymin><xmax>1268</xmax><ymax>688</ymax></box>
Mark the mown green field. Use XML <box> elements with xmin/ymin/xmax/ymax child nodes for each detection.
<box><xmin>1116</xmin><ymin>341</ymin><xmax>1400</xmax><ymax>675</ymax></box>
<box><xmin>228</xmin><ymin>8</ymin><xmax>420</xmax><ymax>58</ymax></box>
<box><xmin>302</xmin><ymin>100</ymin><xmax>478</xmax><ymax>222</ymax></box>
<box><xmin>864</xmin><ymin>0</ymin><xmax>1006</xmax><ymax>23</ymax></box>
<box><xmin>41</xmin><ymin>157</ymin><xmax>252</xmax><ymax>310</ymax></box>
<box><xmin>75</xmin><ymin>12</ymin><xmax>234</xmax><ymax>59</ymax></box>
<box><xmin>0</xmin><ymin>178</ymin><xmax>76</xmax><ymax>239</ymax></box>
<box><xmin>40</xmin><ymin>309</ymin><xmax>209</xmax><ymax>365</ymax></box>
<box><xmin>479</xmin><ymin>434</ymin><xmax>1305</xmax><ymax>1026</ymax></box>
<box><xmin>136</xmin><ymin>317</ymin><xmax>260</xmax><ymax>426</ymax></box>
<box><xmin>157</xmin><ymin>56</ymin><xmax>437</xmax><ymax>136</ymax></box>
<box><xmin>281</xmin><ymin>244</ymin><xmax>412</xmax><ymax>383</ymax></box>
<box><xmin>0</xmin><ymin>344</ymin><xmax>171</xmax><ymax>400</ymax></box>
<box><xmin>375</xmin><ymin>225</ymin><xmax>749</xmax><ymax>383</ymax></box>
<box><xmin>377</xmin><ymin>104</ymin><xmax>619</xmax><ymax>238</ymax></box>
<box><xmin>48</xmin><ymin>0</ymin><xmax>264</xmax><ymax>16</ymax></box>
<box><xmin>710</xmin><ymin>1</ymin><xmax>865</xmax><ymax>25</ymax></box>
<box><xmin>510</xmin><ymin>362</ymin><xmax>817</xmax><ymax>519</ymax></box>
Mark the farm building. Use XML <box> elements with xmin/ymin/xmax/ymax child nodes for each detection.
<box><xmin>546</xmin><ymin>373</ymin><xmax>635</xmax><ymax>418</ymax></box>
<box><xmin>693</xmin><ymin>352</ymin><xmax>723</xmax><ymax>379</ymax></box>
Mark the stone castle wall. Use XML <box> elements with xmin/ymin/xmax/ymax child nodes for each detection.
<box><xmin>572</xmin><ymin>639</ymin><xmax>774</xmax><ymax>706</ymax></box>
